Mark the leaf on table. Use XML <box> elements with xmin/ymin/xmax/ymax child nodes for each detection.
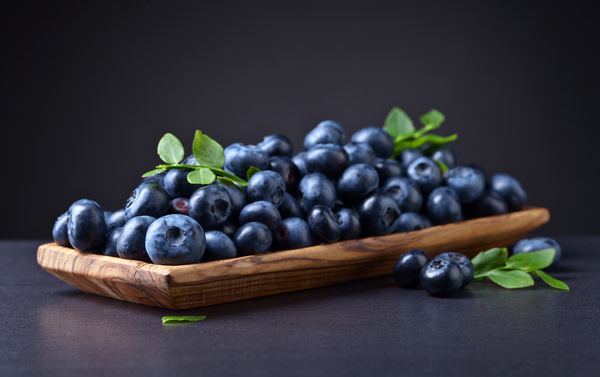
<box><xmin>507</xmin><ymin>248</ymin><xmax>555</xmax><ymax>270</ymax></box>
<box><xmin>162</xmin><ymin>315</ymin><xmax>206</xmax><ymax>324</ymax></box>
<box><xmin>472</xmin><ymin>248</ymin><xmax>508</xmax><ymax>278</ymax></box>
<box><xmin>487</xmin><ymin>269</ymin><xmax>534</xmax><ymax>289</ymax></box>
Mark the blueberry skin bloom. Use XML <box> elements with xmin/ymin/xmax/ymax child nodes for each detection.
<box><xmin>420</xmin><ymin>259</ymin><xmax>464</xmax><ymax>297</ymax></box>
<box><xmin>52</xmin><ymin>212</ymin><xmax>70</xmax><ymax>247</ymax></box>
<box><xmin>306</xmin><ymin>205</ymin><xmax>343</xmax><ymax>244</ymax></box>
<box><xmin>490</xmin><ymin>173</ymin><xmax>528</xmax><ymax>212</ymax></box>
<box><xmin>406</xmin><ymin>156</ymin><xmax>443</xmax><ymax>194</ymax></box>
<box><xmin>304</xmin><ymin>120</ymin><xmax>345</xmax><ymax>149</ymax></box>
<box><xmin>117</xmin><ymin>215</ymin><xmax>155</xmax><ymax>262</ymax></box>
<box><xmin>351</xmin><ymin>127</ymin><xmax>394</xmax><ymax>158</ymax></box>
<box><xmin>246</xmin><ymin>170</ymin><xmax>286</xmax><ymax>207</ymax></box>
<box><xmin>188</xmin><ymin>185</ymin><xmax>233</xmax><ymax>230</ymax></box>
<box><xmin>335</xmin><ymin>207</ymin><xmax>361</xmax><ymax>241</ymax></box>
<box><xmin>233</xmin><ymin>222</ymin><xmax>273</xmax><ymax>256</ymax></box>
<box><xmin>145</xmin><ymin>214</ymin><xmax>206</xmax><ymax>265</ymax></box>
<box><xmin>512</xmin><ymin>237</ymin><xmax>562</xmax><ymax>269</ymax></box>
<box><xmin>435</xmin><ymin>252</ymin><xmax>474</xmax><ymax>288</ymax></box>
<box><xmin>125</xmin><ymin>182</ymin><xmax>170</xmax><ymax>221</ymax></box>
<box><xmin>305</xmin><ymin>144</ymin><xmax>350</xmax><ymax>180</ymax></box>
<box><xmin>381</xmin><ymin>177</ymin><xmax>423</xmax><ymax>213</ymax></box>
<box><xmin>393</xmin><ymin>249</ymin><xmax>430</xmax><ymax>288</ymax></box>
<box><xmin>297</xmin><ymin>173</ymin><xmax>337</xmax><ymax>212</ymax></box>
<box><xmin>268</xmin><ymin>156</ymin><xmax>302</xmax><ymax>194</ymax></box>
<box><xmin>238</xmin><ymin>201</ymin><xmax>282</xmax><ymax>234</ymax></box>
<box><xmin>224</xmin><ymin>143</ymin><xmax>270</xmax><ymax>178</ymax></box>
<box><xmin>202</xmin><ymin>230</ymin><xmax>238</xmax><ymax>261</ymax></box>
<box><xmin>356</xmin><ymin>191</ymin><xmax>401</xmax><ymax>236</ymax></box>
<box><xmin>445</xmin><ymin>166</ymin><xmax>485</xmax><ymax>204</ymax></box>
<box><xmin>343</xmin><ymin>141</ymin><xmax>376</xmax><ymax>166</ymax></box>
<box><xmin>427</xmin><ymin>186</ymin><xmax>463</xmax><ymax>225</ymax></box>
<box><xmin>336</xmin><ymin>163</ymin><xmax>379</xmax><ymax>205</ymax></box>
<box><xmin>67</xmin><ymin>199</ymin><xmax>107</xmax><ymax>252</ymax></box>
<box><xmin>273</xmin><ymin>217</ymin><xmax>312</xmax><ymax>251</ymax></box>
<box><xmin>258</xmin><ymin>134</ymin><xmax>294</xmax><ymax>157</ymax></box>
<box><xmin>395</xmin><ymin>212</ymin><xmax>426</xmax><ymax>233</ymax></box>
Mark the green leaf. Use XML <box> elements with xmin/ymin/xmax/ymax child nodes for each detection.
<box><xmin>157</xmin><ymin>133</ymin><xmax>185</xmax><ymax>164</ymax></box>
<box><xmin>187</xmin><ymin>168</ymin><xmax>216</xmax><ymax>184</ymax></box>
<box><xmin>162</xmin><ymin>315</ymin><xmax>206</xmax><ymax>324</ymax></box>
<box><xmin>507</xmin><ymin>248</ymin><xmax>555</xmax><ymax>270</ymax></box>
<box><xmin>393</xmin><ymin>138</ymin><xmax>430</xmax><ymax>153</ymax></box>
<box><xmin>419</xmin><ymin>133</ymin><xmax>458</xmax><ymax>145</ymax></box>
<box><xmin>487</xmin><ymin>269</ymin><xmax>535</xmax><ymax>289</ymax></box>
<box><xmin>420</xmin><ymin>109</ymin><xmax>445</xmax><ymax>127</ymax></box>
<box><xmin>216</xmin><ymin>176</ymin><xmax>246</xmax><ymax>192</ymax></box>
<box><xmin>142</xmin><ymin>168</ymin><xmax>167</xmax><ymax>178</ymax></box>
<box><xmin>246</xmin><ymin>166</ymin><xmax>261</xmax><ymax>181</ymax></box>
<box><xmin>532</xmin><ymin>269</ymin><xmax>570</xmax><ymax>291</ymax></box>
<box><xmin>192</xmin><ymin>130</ymin><xmax>225</xmax><ymax>169</ymax></box>
<box><xmin>384</xmin><ymin>107</ymin><xmax>415</xmax><ymax>139</ymax></box>
<box><xmin>472</xmin><ymin>248</ymin><xmax>508</xmax><ymax>278</ymax></box>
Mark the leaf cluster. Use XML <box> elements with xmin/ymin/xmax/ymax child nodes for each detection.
<box><xmin>142</xmin><ymin>131</ymin><xmax>250</xmax><ymax>187</ymax></box>
<box><xmin>383</xmin><ymin>107</ymin><xmax>457</xmax><ymax>160</ymax></box>
<box><xmin>471</xmin><ymin>248</ymin><xmax>569</xmax><ymax>290</ymax></box>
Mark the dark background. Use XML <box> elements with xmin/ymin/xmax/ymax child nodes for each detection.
<box><xmin>2</xmin><ymin>0</ymin><xmax>598</xmax><ymax>239</ymax></box>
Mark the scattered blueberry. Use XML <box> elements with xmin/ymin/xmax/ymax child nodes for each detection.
<box><xmin>434</xmin><ymin>252</ymin><xmax>474</xmax><ymax>288</ymax></box>
<box><xmin>393</xmin><ymin>249</ymin><xmax>430</xmax><ymax>288</ymax></box>
<box><xmin>420</xmin><ymin>259</ymin><xmax>463</xmax><ymax>297</ymax></box>
<box><xmin>512</xmin><ymin>237</ymin><xmax>562</xmax><ymax>269</ymax></box>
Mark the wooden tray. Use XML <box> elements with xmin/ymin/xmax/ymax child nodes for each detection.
<box><xmin>37</xmin><ymin>206</ymin><xmax>549</xmax><ymax>310</ymax></box>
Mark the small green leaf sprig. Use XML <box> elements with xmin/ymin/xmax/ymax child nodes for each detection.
<box><xmin>162</xmin><ymin>315</ymin><xmax>206</xmax><ymax>324</ymax></box>
<box><xmin>471</xmin><ymin>248</ymin><xmax>569</xmax><ymax>290</ymax></box>
<box><xmin>383</xmin><ymin>107</ymin><xmax>457</xmax><ymax>161</ymax></box>
<box><xmin>143</xmin><ymin>131</ymin><xmax>250</xmax><ymax>187</ymax></box>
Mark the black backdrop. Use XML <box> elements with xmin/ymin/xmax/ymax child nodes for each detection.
<box><xmin>2</xmin><ymin>0</ymin><xmax>598</xmax><ymax>238</ymax></box>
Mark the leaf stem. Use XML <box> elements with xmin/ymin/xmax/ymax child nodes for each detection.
<box><xmin>156</xmin><ymin>164</ymin><xmax>248</xmax><ymax>186</ymax></box>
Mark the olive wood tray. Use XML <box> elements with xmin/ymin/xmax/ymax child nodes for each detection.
<box><xmin>37</xmin><ymin>206</ymin><xmax>549</xmax><ymax>310</ymax></box>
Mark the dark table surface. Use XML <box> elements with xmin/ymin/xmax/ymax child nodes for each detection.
<box><xmin>1</xmin><ymin>236</ymin><xmax>599</xmax><ymax>377</ymax></box>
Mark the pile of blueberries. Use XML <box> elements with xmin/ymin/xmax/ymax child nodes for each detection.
<box><xmin>52</xmin><ymin>120</ymin><xmax>528</xmax><ymax>266</ymax></box>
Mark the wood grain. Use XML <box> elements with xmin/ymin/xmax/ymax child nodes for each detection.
<box><xmin>37</xmin><ymin>207</ymin><xmax>550</xmax><ymax>309</ymax></box>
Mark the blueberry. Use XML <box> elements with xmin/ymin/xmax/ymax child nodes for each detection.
<box><xmin>291</xmin><ymin>151</ymin><xmax>310</xmax><ymax>177</ymax></box>
<box><xmin>246</xmin><ymin>170</ymin><xmax>286</xmax><ymax>207</ymax></box>
<box><xmin>297</xmin><ymin>173</ymin><xmax>337</xmax><ymax>212</ymax></box>
<box><xmin>306</xmin><ymin>205</ymin><xmax>342</xmax><ymax>244</ymax></box>
<box><xmin>106</xmin><ymin>208</ymin><xmax>126</xmax><ymax>230</ymax></box>
<box><xmin>52</xmin><ymin>212</ymin><xmax>70</xmax><ymax>247</ymax></box>
<box><xmin>202</xmin><ymin>230</ymin><xmax>237</xmax><ymax>262</ymax></box>
<box><xmin>224</xmin><ymin>143</ymin><xmax>270</xmax><ymax>178</ymax></box>
<box><xmin>343</xmin><ymin>141</ymin><xmax>376</xmax><ymax>166</ymax></box>
<box><xmin>233</xmin><ymin>222</ymin><xmax>273</xmax><ymax>256</ymax></box>
<box><xmin>490</xmin><ymin>173</ymin><xmax>527</xmax><ymax>212</ymax></box>
<box><xmin>217</xmin><ymin>221</ymin><xmax>239</xmax><ymax>239</ymax></box>
<box><xmin>258</xmin><ymin>134</ymin><xmax>294</xmax><ymax>157</ymax></box>
<box><xmin>102</xmin><ymin>227</ymin><xmax>123</xmax><ymax>257</ymax></box>
<box><xmin>125</xmin><ymin>182</ymin><xmax>170</xmax><ymax>221</ymax></box>
<box><xmin>512</xmin><ymin>237</ymin><xmax>562</xmax><ymax>269</ymax></box>
<box><xmin>304</xmin><ymin>120</ymin><xmax>345</xmax><ymax>149</ymax></box>
<box><xmin>434</xmin><ymin>252</ymin><xmax>474</xmax><ymax>288</ymax></box>
<box><xmin>395</xmin><ymin>212</ymin><xmax>426</xmax><ymax>233</ymax></box>
<box><xmin>335</xmin><ymin>207</ymin><xmax>361</xmax><ymax>241</ymax></box>
<box><xmin>445</xmin><ymin>166</ymin><xmax>485</xmax><ymax>204</ymax></box>
<box><xmin>141</xmin><ymin>171</ymin><xmax>167</xmax><ymax>188</ymax></box>
<box><xmin>393</xmin><ymin>249</ymin><xmax>430</xmax><ymax>288</ymax></box>
<box><xmin>420</xmin><ymin>259</ymin><xmax>463</xmax><ymax>297</ymax></box>
<box><xmin>67</xmin><ymin>199</ymin><xmax>107</xmax><ymax>252</ymax></box>
<box><xmin>145</xmin><ymin>214</ymin><xmax>206</xmax><ymax>265</ymax></box>
<box><xmin>373</xmin><ymin>158</ymin><xmax>402</xmax><ymax>184</ymax></box>
<box><xmin>462</xmin><ymin>190</ymin><xmax>508</xmax><ymax>219</ymax></box>
<box><xmin>426</xmin><ymin>186</ymin><xmax>462</xmax><ymax>225</ymax></box>
<box><xmin>396</xmin><ymin>148</ymin><xmax>423</xmax><ymax>171</ymax></box>
<box><xmin>214</xmin><ymin>181</ymin><xmax>246</xmax><ymax>219</ymax></box>
<box><xmin>168</xmin><ymin>197</ymin><xmax>190</xmax><ymax>216</ymax></box>
<box><xmin>305</xmin><ymin>144</ymin><xmax>349</xmax><ymax>180</ymax></box>
<box><xmin>350</xmin><ymin>127</ymin><xmax>394</xmax><ymax>158</ymax></box>
<box><xmin>238</xmin><ymin>200</ymin><xmax>282</xmax><ymax>233</ymax></box>
<box><xmin>163</xmin><ymin>168</ymin><xmax>201</xmax><ymax>198</ymax></box>
<box><xmin>117</xmin><ymin>215</ymin><xmax>155</xmax><ymax>262</ymax></box>
<box><xmin>273</xmin><ymin>217</ymin><xmax>312</xmax><ymax>250</ymax></box>
<box><xmin>406</xmin><ymin>156</ymin><xmax>443</xmax><ymax>194</ymax></box>
<box><xmin>188</xmin><ymin>185</ymin><xmax>233</xmax><ymax>230</ymax></box>
<box><xmin>430</xmin><ymin>145</ymin><xmax>456</xmax><ymax>169</ymax></box>
<box><xmin>278</xmin><ymin>192</ymin><xmax>305</xmax><ymax>219</ymax></box>
<box><xmin>381</xmin><ymin>177</ymin><xmax>423</xmax><ymax>213</ymax></box>
<box><xmin>356</xmin><ymin>191</ymin><xmax>401</xmax><ymax>236</ymax></box>
<box><xmin>268</xmin><ymin>156</ymin><xmax>301</xmax><ymax>194</ymax></box>
<box><xmin>336</xmin><ymin>164</ymin><xmax>379</xmax><ymax>205</ymax></box>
